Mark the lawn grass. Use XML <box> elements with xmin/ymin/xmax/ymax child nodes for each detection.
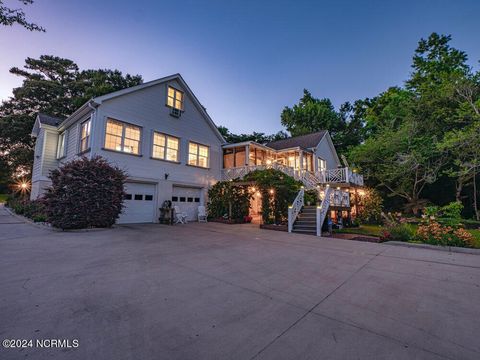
<box><xmin>334</xmin><ymin>225</ymin><xmax>383</xmax><ymax>237</ymax></box>
<box><xmin>468</xmin><ymin>229</ymin><xmax>480</xmax><ymax>248</ymax></box>
<box><xmin>0</xmin><ymin>194</ymin><xmax>8</xmax><ymax>203</ymax></box>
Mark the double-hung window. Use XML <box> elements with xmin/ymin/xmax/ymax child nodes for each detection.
<box><xmin>80</xmin><ymin>119</ymin><xmax>91</xmax><ymax>152</ymax></box>
<box><xmin>188</xmin><ymin>142</ymin><xmax>209</xmax><ymax>168</ymax></box>
<box><xmin>57</xmin><ymin>131</ymin><xmax>66</xmax><ymax>159</ymax></box>
<box><xmin>104</xmin><ymin>118</ymin><xmax>141</xmax><ymax>155</ymax></box>
<box><xmin>317</xmin><ymin>158</ymin><xmax>326</xmax><ymax>172</ymax></box>
<box><xmin>167</xmin><ymin>86</ymin><xmax>184</xmax><ymax>110</ymax></box>
<box><xmin>152</xmin><ymin>132</ymin><xmax>179</xmax><ymax>162</ymax></box>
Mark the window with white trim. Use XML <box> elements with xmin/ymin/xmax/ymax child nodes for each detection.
<box><xmin>57</xmin><ymin>131</ymin><xmax>66</xmax><ymax>159</ymax></box>
<box><xmin>104</xmin><ymin>118</ymin><xmax>141</xmax><ymax>155</ymax></box>
<box><xmin>317</xmin><ymin>158</ymin><xmax>326</xmax><ymax>171</ymax></box>
<box><xmin>188</xmin><ymin>142</ymin><xmax>209</xmax><ymax>168</ymax></box>
<box><xmin>167</xmin><ymin>86</ymin><xmax>184</xmax><ymax>110</ymax></box>
<box><xmin>80</xmin><ymin>119</ymin><xmax>91</xmax><ymax>152</ymax></box>
<box><xmin>152</xmin><ymin>132</ymin><xmax>179</xmax><ymax>162</ymax></box>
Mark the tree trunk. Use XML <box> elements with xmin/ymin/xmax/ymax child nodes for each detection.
<box><xmin>474</xmin><ymin>170</ymin><xmax>479</xmax><ymax>221</ymax></box>
<box><xmin>455</xmin><ymin>179</ymin><xmax>464</xmax><ymax>203</ymax></box>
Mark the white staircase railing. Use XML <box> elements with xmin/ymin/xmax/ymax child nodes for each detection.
<box><xmin>222</xmin><ymin>165</ymin><xmax>363</xmax><ymax>187</ymax></box>
<box><xmin>301</xmin><ymin>171</ymin><xmax>319</xmax><ymax>189</ymax></box>
<box><xmin>288</xmin><ymin>187</ymin><xmax>304</xmax><ymax>232</ymax></box>
<box><xmin>316</xmin><ymin>186</ymin><xmax>332</xmax><ymax>236</ymax></box>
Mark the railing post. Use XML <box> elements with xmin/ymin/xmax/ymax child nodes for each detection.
<box><xmin>345</xmin><ymin>167</ymin><xmax>350</xmax><ymax>184</ymax></box>
<box><xmin>316</xmin><ymin>206</ymin><xmax>321</xmax><ymax>236</ymax></box>
<box><xmin>288</xmin><ymin>206</ymin><xmax>293</xmax><ymax>233</ymax></box>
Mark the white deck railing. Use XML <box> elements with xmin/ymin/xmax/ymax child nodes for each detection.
<box><xmin>317</xmin><ymin>186</ymin><xmax>333</xmax><ymax>236</ymax></box>
<box><xmin>222</xmin><ymin>165</ymin><xmax>363</xmax><ymax>187</ymax></box>
<box><xmin>288</xmin><ymin>187</ymin><xmax>305</xmax><ymax>232</ymax></box>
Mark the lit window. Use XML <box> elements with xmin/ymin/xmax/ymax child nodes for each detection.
<box><xmin>104</xmin><ymin>118</ymin><xmax>141</xmax><ymax>155</ymax></box>
<box><xmin>57</xmin><ymin>131</ymin><xmax>66</xmax><ymax>158</ymax></box>
<box><xmin>80</xmin><ymin>119</ymin><xmax>91</xmax><ymax>152</ymax></box>
<box><xmin>167</xmin><ymin>86</ymin><xmax>184</xmax><ymax>110</ymax></box>
<box><xmin>317</xmin><ymin>158</ymin><xmax>326</xmax><ymax>171</ymax></box>
<box><xmin>152</xmin><ymin>132</ymin><xmax>179</xmax><ymax>162</ymax></box>
<box><xmin>188</xmin><ymin>142</ymin><xmax>209</xmax><ymax>168</ymax></box>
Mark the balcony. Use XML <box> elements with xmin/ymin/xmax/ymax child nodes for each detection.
<box><xmin>221</xmin><ymin>164</ymin><xmax>363</xmax><ymax>187</ymax></box>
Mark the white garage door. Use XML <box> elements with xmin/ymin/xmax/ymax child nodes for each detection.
<box><xmin>172</xmin><ymin>186</ymin><xmax>202</xmax><ymax>221</ymax></box>
<box><xmin>118</xmin><ymin>182</ymin><xmax>156</xmax><ymax>224</ymax></box>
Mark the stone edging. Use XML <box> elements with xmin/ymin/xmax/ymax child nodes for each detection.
<box><xmin>385</xmin><ymin>241</ymin><xmax>480</xmax><ymax>255</ymax></box>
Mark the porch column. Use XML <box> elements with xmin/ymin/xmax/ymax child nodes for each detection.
<box><xmin>245</xmin><ymin>145</ymin><xmax>250</xmax><ymax>166</ymax></box>
<box><xmin>299</xmin><ymin>151</ymin><xmax>303</xmax><ymax>172</ymax></box>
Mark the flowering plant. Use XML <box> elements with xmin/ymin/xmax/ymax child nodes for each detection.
<box><xmin>416</xmin><ymin>220</ymin><xmax>474</xmax><ymax>248</ymax></box>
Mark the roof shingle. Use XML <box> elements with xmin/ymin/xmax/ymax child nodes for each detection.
<box><xmin>266</xmin><ymin>131</ymin><xmax>327</xmax><ymax>150</ymax></box>
<box><xmin>37</xmin><ymin>113</ymin><xmax>64</xmax><ymax>127</ymax></box>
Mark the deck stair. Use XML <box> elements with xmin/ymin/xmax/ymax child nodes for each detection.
<box><xmin>292</xmin><ymin>206</ymin><xmax>317</xmax><ymax>234</ymax></box>
<box><xmin>289</xmin><ymin>186</ymin><xmax>333</xmax><ymax>236</ymax></box>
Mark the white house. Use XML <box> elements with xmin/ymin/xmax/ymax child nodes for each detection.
<box><xmin>31</xmin><ymin>73</ymin><xmax>363</xmax><ymax>225</ymax></box>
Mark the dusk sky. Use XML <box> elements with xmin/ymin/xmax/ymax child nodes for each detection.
<box><xmin>1</xmin><ymin>0</ymin><xmax>479</xmax><ymax>134</ymax></box>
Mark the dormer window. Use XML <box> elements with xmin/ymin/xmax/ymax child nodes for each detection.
<box><xmin>167</xmin><ymin>86</ymin><xmax>184</xmax><ymax>111</ymax></box>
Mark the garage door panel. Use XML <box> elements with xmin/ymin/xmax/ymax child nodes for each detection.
<box><xmin>118</xmin><ymin>182</ymin><xmax>156</xmax><ymax>224</ymax></box>
<box><xmin>172</xmin><ymin>187</ymin><xmax>202</xmax><ymax>221</ymax></box>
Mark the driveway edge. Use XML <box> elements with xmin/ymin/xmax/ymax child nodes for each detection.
<box><xmin>384</xmin><ymin>241</ymin><xmax>480</xmax><ymax>255</ymax></box>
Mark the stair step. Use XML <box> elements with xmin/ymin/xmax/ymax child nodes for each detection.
<box><xmin>295</xmin><ymin>220</ymin><xmax>316</xmax><ymax>225</ymax></box>
<box><xmin>294</xmin><ymin>226</ymin><xmax>316</xmax><ymax>230</ymax></box>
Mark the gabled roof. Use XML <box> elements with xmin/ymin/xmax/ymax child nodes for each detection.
<box><xmin>92</xmin><ymin>73</ymin><xmax>226</xmax><ymax>143</ymax></box>
<box><xmin>266</xmin><ymin>131</ymin><xmax>327</xmax><ymax>150</ymax></box>
<box><xmin>37</xmin><ymin>113</ymin><xmax>64</xmax><ymax>127</ymax></box>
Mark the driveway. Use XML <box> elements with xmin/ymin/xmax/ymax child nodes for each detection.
<box><xmin>1</xmin><ymin>205</ymin><xmax>480</xmax><ymax>360</ymax></box>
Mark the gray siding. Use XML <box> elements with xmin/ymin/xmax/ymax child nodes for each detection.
<box><xmin>316</xmin><ymin>136</ymin><xmax>341</xmax><ymax>169</ymax></box>
<box><xmin>41</xmin><ymin>130</ymin><xmax>59</xmax><ymax>176</ymax></box>
<box><xmin>65</xmin><ymin>123</ymin><xmax>79</xmax><ymax>160</ymax></box>
<box><xmin>92</xmin><ymin>80</ymin><xmax>222</xmax><ymax>180</ymax></box>
<box><xmin>90</xmin><ymin>79</ymin><xmax>223</xmax><ymax>218</ymax></box>
<box><xmin>32</xmin><ymin>130</ymin><xmax>44</xmax><ymax>181</ymax></box>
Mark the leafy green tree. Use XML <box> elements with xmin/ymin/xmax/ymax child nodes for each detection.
<box><xmin>0</xmin><ymin>0</ymin><xmax>44</xmax><ymax>31</ymax></box>
<box><xmin>280</xmin><ymin>90</ymin><xmax>365</xmax><ymax>154</ymax></box>
<box><xmin>281</xmin><ymin>89</ymin><xmax>341</xmax><ymax>137</ymax></box>
<box><xmin>217</xmin><ymin>125</ymin><xmax>288</xmax><ymax>144</ymax></box>
<box><xmin>350</xmin><ymin>33</ymin><xmax>479</xmax><ymax>214</ymax></box>
<box><xmin>440</xmin><ymin>122</ymin><xmax>480</xmax><ymax>219</ymax></box>
<box><xmin>0</xmin><ymin>55</ymin><xmax>142</xmax><ymax>182</ymax></box>
<box><xmin>350</xmin><ymin>120</ymin><xmax>445</xmax><ymax>214</ymax></box>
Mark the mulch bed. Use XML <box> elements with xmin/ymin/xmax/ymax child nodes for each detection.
<box><xmin>260</xmin><ymin>224</ymin><xmax>288</xmax><ymax>232</ymax></box>
<box><xmin>209</xmin><ymin>218</ymin><xmax>251</xmax><ymax>225</ymax></box>
<box><xmin>328</xmin><ymin>233</ymin><xmax>383</xmax><ymax>243</ymax></box>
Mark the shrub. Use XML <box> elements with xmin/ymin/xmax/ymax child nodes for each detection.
<box><xmin>425</xmin><ymin>202</ymin><xmax>463</xmax><ymax>227</ymax></box>
<box><xmin>244</xmin><ymin>169</ymin><xmax>302</xmax><ymax>224</ymax></box>
<box><xmin>7</xmin><ymin>197</ymin><xmax>47</xmax><ymax>222</ymax></box>
<box><xmin>356</xmin><ymin>188</ymin><xmax>383</xmax><ymax>224</ymax></box>
<box><xmin>207</xmin><ymin>181</ymin><xmax>252</xmax><ymax>221</ymax></box>
<box><xmin>380</xmin><ymin>223</ymin><xmax>416</xmax><ymax>242</ymax></box>
<box><xmin>416</xmin><ymin>221</ymin><xmax>475</xmax><ymax>248</ymax></box>
<box><xmin>43</xmin><ymin>156</ymin><xmax>127</xmax><ymax>229</ymax></box>
<box><xmin>304</xmin><ymin>189</ymin><xmax>318</xmax><ymax>206</ymax></box>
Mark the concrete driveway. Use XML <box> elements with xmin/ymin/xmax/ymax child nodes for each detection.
<box><xmin>1</xmin><ymin>205</ymin><xmax>480</xmax><ymax>360</ymax></box>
